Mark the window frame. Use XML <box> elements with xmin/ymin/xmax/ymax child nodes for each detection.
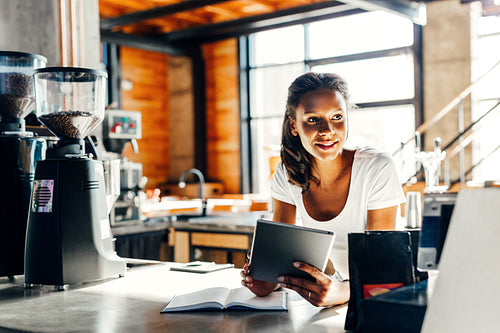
<box><xmin>239</xmin><ymin>15</ymin><xmax>423</xmax><ymax>193</ymax></box>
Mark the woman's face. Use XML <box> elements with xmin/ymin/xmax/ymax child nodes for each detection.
<box><xmin>290</xmin><ymin>88</ymin><xmax>348</xmax><ymax>162</ymax></box>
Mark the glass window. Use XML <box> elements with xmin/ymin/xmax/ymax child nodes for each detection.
<box><xmin>250</xmin><ymin>64</ymin><xmax>304</xmax><ymax>117</ymax></box>
<box><xmin>347</xmin><ymin>105</ymin><xmax>415</xmax><ymax>153</ymax></box>
<box><xmin>477</xmin><ymin>15</ymin><xmax>500</xmax><ymax>35</ymax></box>
<box><xmin>312</xmin><ymin>53</ymin><xmax>415</xmax><ymax>103</ymax></box>
<box><xmin>244</xmin><ymin>11</ymin><xmax>418</xmax><ymax>193</ymax></box>
<box><xmin>250</xmin><ymin>117</ymin><xmax>283</xmax><ymax>193</ymax></box>
<box><xmin>309</xmin><ymin>11</ymin><xmax>413</xmax><ymax>59</ymax></box>
<box><xmin>250</xmin><ymin>25</ymin><xmax>304</xmax><ymax>67</ymax></box>
<box><xmin>472</xmin><ymin>101</ymin><xmax>500</xmax><ymax>181</ymax></box>
<box><xmin>346</xmin><ymin>105</ymin><xmax>416</xmax><ymax>182</ymax></box>
<box><xmin>473</xmin><ymin>34</ymin><xmax>500</xmax><ymax>100</ymax></box>
<box><xmin>471</xmin><ymin>15</ymin><xmax>500</xmax><ymax>181</ymax></box>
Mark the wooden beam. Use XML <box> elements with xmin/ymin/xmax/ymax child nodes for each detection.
<box><xmin>100</xmin><ymin>30</ymin><xmax>187</xmax><ymax>56</ymax></box>
<box><xmin>161</xmin><ymin>2</ymin><xmax>364</xmax><ymax>45</ymax></box>
<box><xmin>100</xmin><ymin>0</ymin><xmax>233</xmax><ymax>30</ymax></box>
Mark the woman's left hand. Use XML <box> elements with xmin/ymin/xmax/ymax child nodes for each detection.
<box><xmin>277</xmin><ymin>261</ymin><xmax>349</xmax><ymax>307</ymax></box>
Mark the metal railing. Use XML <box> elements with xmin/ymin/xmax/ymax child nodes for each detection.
<box><xmin>394</xmin><ymin>57</ymin><xmax>500</xmax><ymax>189</ymax></box>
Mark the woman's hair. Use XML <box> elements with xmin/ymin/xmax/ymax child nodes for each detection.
<box><xmin>280</xmin><ymin>72</ymin><xmax>352</xmax><ymax>193</ymax></box>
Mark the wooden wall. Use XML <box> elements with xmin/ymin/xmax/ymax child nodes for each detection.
<box><xmin>118</xmin><ymin>40</ymin><xmax>241</xmax><ymax>194</ymax></box>
<box><xmin>203</xmin><ymin>39</ymin><xmax>241</xmax><ymax>194</ymax></box>
<box><xmin>120</xmin><ymin>46</ymin><xmax>170</xmax><ymax>189</ymax></box>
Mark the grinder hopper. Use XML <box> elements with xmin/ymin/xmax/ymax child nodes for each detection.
<box><xmin>0</xmin><ymin>51</ymin><xmax>47</xmax><ymax>132</ymax></box>
<box><xmin>34</xmin><ymin>67</ymin><xmax>105</xmax><ymax>157</ymax></box>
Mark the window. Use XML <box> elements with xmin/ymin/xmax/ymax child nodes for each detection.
<box><xmin>241</xmin><ymin>11</ymin><xmax>421</xmax><ymax>193</ymax></box>
<box><xmin>471</xmin><ymin>15</ymin><xmax>500</xmax><ymax>181</ymax></box>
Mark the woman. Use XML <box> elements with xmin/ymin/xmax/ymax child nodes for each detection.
<box><xmin>241</xmin><ymin>72</ymin><xmax>406</xmax><ymax>307</ymax></box>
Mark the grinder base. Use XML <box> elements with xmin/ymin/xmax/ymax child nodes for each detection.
<box><xmin>25</xmin><ymin>157</ymin><xmax>125</xmax><ymax>286</ymax></box>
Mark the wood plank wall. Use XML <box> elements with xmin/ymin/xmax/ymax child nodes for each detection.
<box><xmin>120</xmin><ymin>46</ymin><xmax>170</xmax><ymax>189</ymax></box>
<box><xmin>117</xmin><ymin>40</ymin><xmax>241</xmax><ymax>194</ymax></box>
<box><xmin>203</xmin><ymin>39</ymin><xmax>241</xmax><ymax>194</ymax></box>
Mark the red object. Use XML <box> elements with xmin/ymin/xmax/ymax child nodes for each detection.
<box><xmin>111</xmin><ymin>122</ymin><xmax>122</xmax><ymax>133</ymax></box>
<box><xmin>363</xmin><ymin>283</ymin><xmax>404</xmax><ymax>299</ymax></box>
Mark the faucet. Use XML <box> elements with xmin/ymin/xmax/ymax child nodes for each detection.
<box><xmin>414</xmin><ymin>136</ymin><xmax>447</xmax><ymax>193</ymax></box>
<box><xmin>178</xmin><ymin>168</ymin><xmax>207</xmax><ymax>216</ymax></box>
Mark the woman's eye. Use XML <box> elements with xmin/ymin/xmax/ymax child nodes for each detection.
<box><xmin>332</xmin><ymin>114</ymin><xmax>343</xmax><ymax>121</ymax></box>
<box><xmin>307</xmin><ymin>117</ymin><xmax>319</xmax><ymax>123</ymax></box>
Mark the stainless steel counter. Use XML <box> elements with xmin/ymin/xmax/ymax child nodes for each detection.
<box><xmin>0</xmin><ymin>264</ymin><xmax>347</xmax><ymax>332</ymax></box>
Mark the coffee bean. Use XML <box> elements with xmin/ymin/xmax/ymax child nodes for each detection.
<box><xmin>0</xmin><ymin>72</ymin><xmax>34</xmax><ymax>120</ymax></box>
<box><xmin>38</xmin><ymin>111</ymin><xmax>100</xmax><ymax>139</ymax></box>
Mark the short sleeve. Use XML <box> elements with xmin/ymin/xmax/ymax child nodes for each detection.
<box><xmin>366</xmin><ymin>153</ymin><xmax>406</xmax><ymax>210</ymax></box>
<box><xmin>270</xmin><ymin>162</ymin><xmax>296</xmax><ymax>206</ymax></box>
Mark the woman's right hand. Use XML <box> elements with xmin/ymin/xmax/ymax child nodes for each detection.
<box><xmin>240</xmin><ymin>262</ymin><xmax>279</xmax><ymax>297</ymax></box>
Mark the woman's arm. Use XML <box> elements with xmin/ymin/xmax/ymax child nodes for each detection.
<box><xmin>272</xmin><ymin>198</ymin><xmax>297</xmax><ymax>224</ymax></box>
<box><xmin>366</xmin><ymin>205</ymin><xmax>398</xmax><ymax>230</ymax></box>
<box><xmin>240</xmin><ymin>199</ymin><xmax>296</xmax><ymax>296</ymax></box>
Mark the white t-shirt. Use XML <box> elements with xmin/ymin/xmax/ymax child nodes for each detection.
<box><xmin>270</xmin><ymin>146</ymin><xmax>406</xmax><ymax>278</ymax></box>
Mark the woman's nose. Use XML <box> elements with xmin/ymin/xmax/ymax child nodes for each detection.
<box><xmin>319</xmin><ymin>120</ymin><xmax>335</xmax><ymax>136</ymax></box>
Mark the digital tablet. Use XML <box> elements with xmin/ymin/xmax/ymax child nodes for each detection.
<box><xmin>248</xmin><ymin>219</ymin><xmax>335</xmax><ymax>283</ymax></box>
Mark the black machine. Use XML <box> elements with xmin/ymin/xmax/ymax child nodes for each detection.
<box><xmin>24</xmin><ymin>67</ymin><xmax>125</xmax><ymax>288</ymax></box>
<box><xmin>0</xmin><ymin>51</ymin><xmax>47</xmax><ymax>277</ymax></box>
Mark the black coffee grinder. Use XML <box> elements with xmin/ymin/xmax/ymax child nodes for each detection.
<box><xmin>0</xmin><ymin>51</ymin><xmax>47</xmax><ymax>278</ymax></box>
<box><xmin>25</xmin><ymin>67</ymin><xmax>125</xmax><ymax>288</ymax></box>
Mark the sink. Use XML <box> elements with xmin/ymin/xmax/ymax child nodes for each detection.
<box><xmin>173</xmin><ymin>211</ymin><xmax>265</xmax><ymax>226</ymax></box>
<box><xmin>142</xmin><ymin>197</ymin><xmax>270</xmax><ymax>225</ymax></box>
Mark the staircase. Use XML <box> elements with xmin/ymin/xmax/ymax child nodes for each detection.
<box><xmin>393</xmin><ymin>57</ymin><xmax>500</xmax><ymax>192</ymax></box>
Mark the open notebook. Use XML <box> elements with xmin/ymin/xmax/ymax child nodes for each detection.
<box><xmin>161</xmin><ymin>287</ymin><xmax>288</xmax><ymax>312</ymax></box>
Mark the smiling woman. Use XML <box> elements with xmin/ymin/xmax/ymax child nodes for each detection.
<box><xmin>240</xmin><ymin>72</ymin><xmax>406</xmax><ymax>308</ymax></box>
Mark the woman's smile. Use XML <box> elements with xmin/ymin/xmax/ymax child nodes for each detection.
<box><xmin>315</xmin><ymin>140</ymin><xmax>338</xmax><ymax>150</ymax></box>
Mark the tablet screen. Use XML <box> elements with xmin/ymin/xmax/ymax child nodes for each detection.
<box><xmin>248</xmin><ymin>219</ymin><xmax>335</xmax><ymax>283</ymax></box>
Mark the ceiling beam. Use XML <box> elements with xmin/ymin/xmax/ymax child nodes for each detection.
<box><xmin>161</xmin><ymin>1</ymin><xmax>365</xmax><ymax>45</ymax></box>
<box><xmin>100</xmin><ymin>30</ymin><xmax>188</xmax><ymax>56</ymax></box>
<box><xmin>100</xmin><ymin>0</ymin><xmax>232</xmax><ymax>31</ymax></box>
<box><xmin>338</xmin><ymin>0</ymin><xmax>426</xmax><ymax>25</ymax></box>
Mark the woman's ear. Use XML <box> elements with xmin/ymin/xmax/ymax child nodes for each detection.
<box><xmin>289</xmin><ymin>118</ymin><xmax>298</xmax><ymax>136</ymax></box>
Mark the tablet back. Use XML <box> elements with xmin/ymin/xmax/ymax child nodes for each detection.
<box><xmin>249</xmin><ymin>219</ymin><xmax>335</xmax><ymax>283</ymax></box>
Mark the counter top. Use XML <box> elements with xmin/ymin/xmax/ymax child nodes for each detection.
<box><xmin>111</xmin><ymin>221</ymin><xmax>171</xmax><ymax>236</ymax></box>
<box><xmin>0</xmin><ymin>264</ymin><xmax>348</xmax><ymax>333</ymax></box>
<box><xmin>111</xmin><ymin>211</ymin><xmax>267</xmax><ymax>236</ymax></box>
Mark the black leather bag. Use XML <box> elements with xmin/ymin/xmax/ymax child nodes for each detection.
<box><xmin>344</xmin><ymin>231</ymin><xmax>416</xmax><ymax>332</ymax></box>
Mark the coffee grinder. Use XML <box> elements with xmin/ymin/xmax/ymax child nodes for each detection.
<box><xmin>0</xmin><ymin>51</ymin><xmax>47</xmax><ymax>277</ymax></box>
<box><xmin>25</xmin><ymin>67</ymin><xmax>125</xmax><ymax>288</ymax></box>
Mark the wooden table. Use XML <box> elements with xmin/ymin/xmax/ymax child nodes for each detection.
<box><xmin>109</xmin><ymin>212</ymin><xmax>264</xmax><ymax>265</ymax></box>
<box><xmin>168</xmin><ymin>212</ymin><xmax>265</xmax><ymax>264</ymax></box>
<box><xmin>170</xmin><ymin>221</ymin><xmax>255</xmax><ymax>264</ymax></box>
<box><xmin>0</xmin><ymin>264</ymin><xmax>348</xmax><ymax>332</ymax></box>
